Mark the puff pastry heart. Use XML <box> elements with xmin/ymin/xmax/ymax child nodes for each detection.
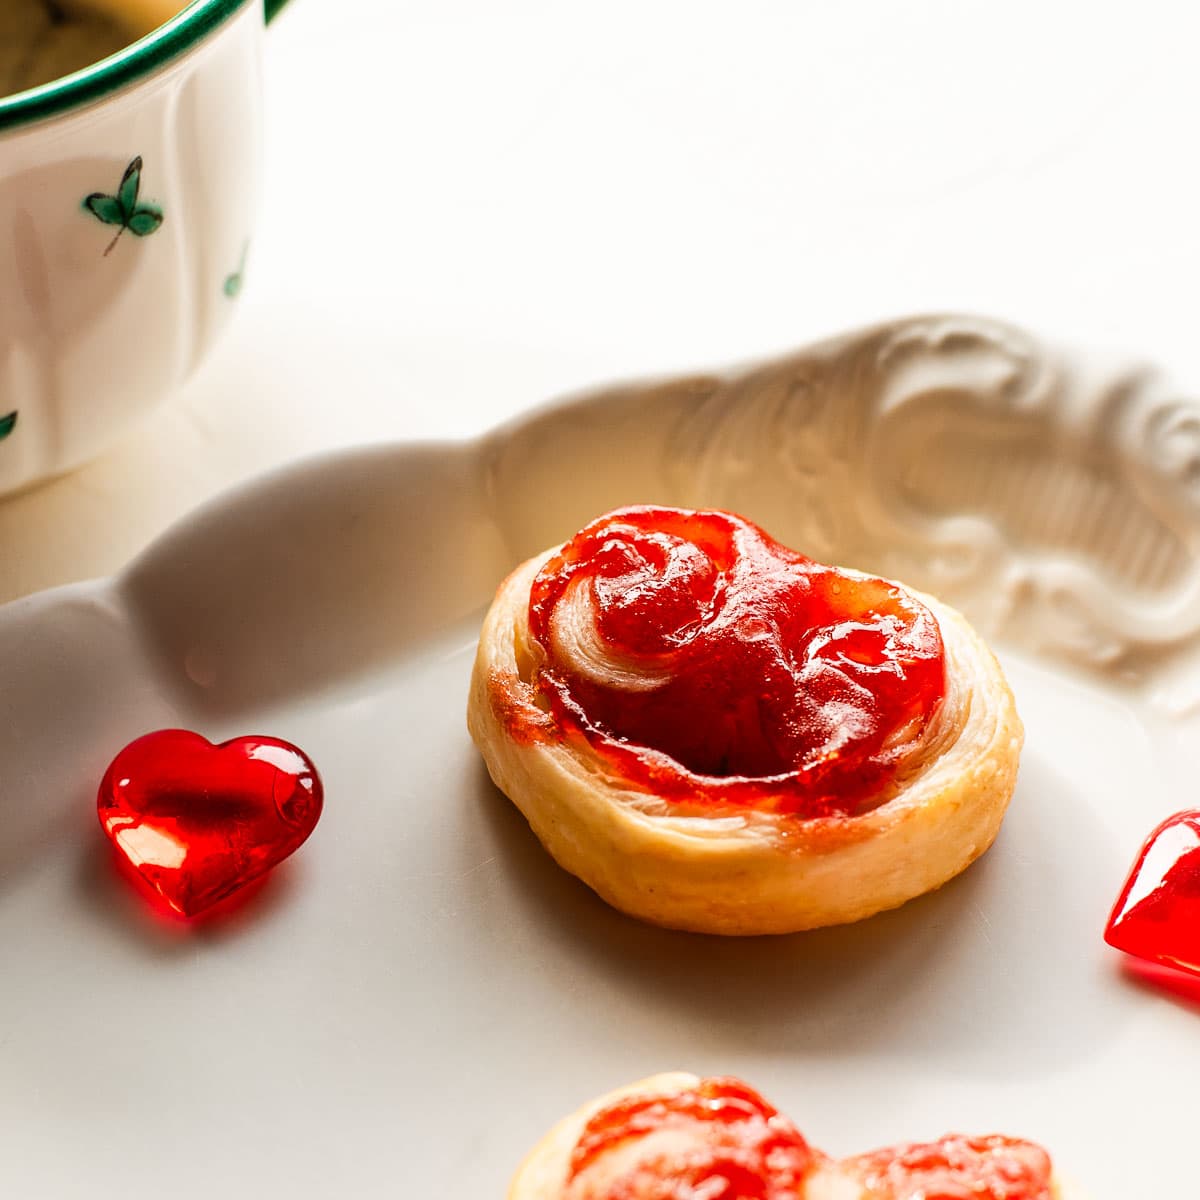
<box><xmin>468</xmin><ymin>506</ymin><xmax>1023</xmax><ymax>934</ymax></box>
<box><xmin>508</xmin><ymin>1072</ymin><xmax>1069</xmax><ymax>1200</ymax></box>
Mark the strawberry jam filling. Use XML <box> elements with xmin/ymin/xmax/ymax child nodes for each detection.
<box><xmin>526</xmin><ymin>506</ymin><xmax>946</xmax><ymax>817</ymax></box>
<box><xmin>565</xmin><ymin>1077</ymin><xmax>814</xmax><ymax>1200</ymax></box>
<box><xmin>564</xmin><ymin>1077</ymin><xmax>1054</xmax><ymax>1200</ymax></box>
<box><xmin>846</xmin><ymin>1133</ymin><xmax>1055</xmax><ymax>1200</ymax></box>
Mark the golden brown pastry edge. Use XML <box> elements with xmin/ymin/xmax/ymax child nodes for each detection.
<box><xmin>468</xmin><ymin>549</ymin><xmax>1024</xmax><ymax>935</ymax></box>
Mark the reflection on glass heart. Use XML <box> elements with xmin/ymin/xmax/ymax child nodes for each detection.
<box><xmin>97</xmin><ymin>729</ymin><xmax>323</xmax><ymax>919</ymax></box>
<box><xmin>1105</xmin><ymin>810</ymin><xmax>1200</xmax><ymax>977</ymax></box>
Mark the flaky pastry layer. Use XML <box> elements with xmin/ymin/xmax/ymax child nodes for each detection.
<box><xmin>468</xmin><ymin>550</ymin><xmax>1023</xmax><ymax>935</ymax></box>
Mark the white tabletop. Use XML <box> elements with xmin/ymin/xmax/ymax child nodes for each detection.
<box><xmin>5</xmin><ymin>0</ymin><xmax>1200</xmax><ymax>603</ymax></box>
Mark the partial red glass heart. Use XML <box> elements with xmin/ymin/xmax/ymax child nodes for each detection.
<box><xmin>97</xmin><ymin>729</ymin><xmax>323</xmax><ymax>918</ymax></box>
<box><xmin>1105</xmin><ymin>810</ymin><xmax>1200</xmax><ymax>977</ymax></box>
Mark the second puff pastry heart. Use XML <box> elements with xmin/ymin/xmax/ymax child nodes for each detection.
<box><xmin>508</xmin><ymin>1072</ymin><xmax>1070</xmax><ymax>1199</ymax></box>
<box><xmin>468</xmin><ymin>506</ymin><xmax>1023</xmax><ymax>934</ymax></box>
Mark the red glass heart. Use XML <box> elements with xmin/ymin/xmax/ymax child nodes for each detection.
<box><xmin>97</xmin><ymin>729</ymin><xmax>323</xmax><ymax>918</ymax></box>
<box><xmin>1105</xmin><ymin>810</ymin><xmax>1200</xmax><ymax>976</ymax></box>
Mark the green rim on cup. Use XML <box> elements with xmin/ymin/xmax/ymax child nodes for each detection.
<box><xmin>0</xmin><ymin>0</ymin><xmax>290</xmax><ymax>135</ymax></box>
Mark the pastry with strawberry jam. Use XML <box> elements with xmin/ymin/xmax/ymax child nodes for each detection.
<box><xmin>468</xmin><ymin>506</ymin><xmax>1022</xmax><ymax>934</ymax></box>
<box><xmin>507</xmin><ymin>1072</ymin><xmax>1070</xmax><ymax>1200</ymax></box>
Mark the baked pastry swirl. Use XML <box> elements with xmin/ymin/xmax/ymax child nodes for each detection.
<box><xmin>509</xmin><ymin>1072</ymin><xmax>1068</xmax><ymax>1200</ymax></box>
<box><xmin>468</xmin><ymin>506</ymin><xmax>1022</xmax><ymax>934</ymax></box>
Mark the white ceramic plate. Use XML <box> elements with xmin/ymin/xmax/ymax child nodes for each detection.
<box><xmin>2</xmin><ymin>315</ymin><xmax>1196</xmax><ymax>1197</ymax></box>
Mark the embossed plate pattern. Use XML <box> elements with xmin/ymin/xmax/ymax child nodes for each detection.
<box><xmin>0</xmin><ymin>317</ymin><xmax>1194</xmax><ymax>1197</ymax></box>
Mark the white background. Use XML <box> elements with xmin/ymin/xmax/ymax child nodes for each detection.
<box><xmin>5</xmin><ymin>0</ymin><xmax>1200</xmax><ymax>598</ymax></box>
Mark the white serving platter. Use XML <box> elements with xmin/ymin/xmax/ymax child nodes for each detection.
<box><xmin>1</xmin><ymin>315</ymin><xmax>1196</xmax><ymax>1197</ymax></box>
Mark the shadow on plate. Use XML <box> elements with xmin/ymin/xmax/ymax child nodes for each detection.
<box><xmin>74</xmin><ymin>840</ymin><xmax>302</xmax><ymax>955</ymax></box>
<box><xmin>1120</xmin><ymin>957</ymin><xmax>1200</xmax><ymax>1014</ymax></box>
<box><xmin>474</xmin><ymin>749</ymin><xmax>1129</xmax><ymax>1081</ymax></box>
<box><xmin>118</xmin><ymin>443</ymin><xmax>511</xmax><ymax>718</ymax></box>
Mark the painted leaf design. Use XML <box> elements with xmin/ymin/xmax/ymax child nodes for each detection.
<box><xmin>128</xmin><ymin>206</ymin><xmax>163</xmax><ymax>237</ymax></box>
<box><xmin>0</xmin><ymin>411</ymin><xmax>17</xmax><ymax>440</ymax></box>
<box><xmin>224</xmin><ymin>242</ymin><xmax>249</xmax><ymax>298</ymax></box>
<box><xmin>85</xmin><ymin>194</ymin><xmax>124</xmax><ymax>225</ymax></box>
<box><xmin>118</xmin><ymin>156</ymin><xmax>142</xmax><ymax>218</ymax></box>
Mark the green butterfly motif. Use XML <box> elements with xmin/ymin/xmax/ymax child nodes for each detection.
<box><xmin>83</xmin><ymin>157</ymin><xmax>164</xmax><ymax>257</ymax></box>
<box><xmin>0</xmin><ymin>412</ymin><xmax>16</xmax><ymax>442</ymax></box>
<box><xmin>224</xmin><ymin>242</ymin><xmax>249</xmax><ymax>298</ymax></box>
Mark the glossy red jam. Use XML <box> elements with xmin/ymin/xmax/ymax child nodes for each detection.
<box><xmin>847</xmin><ymin>1133</ymin><xmax>1055</xmax><ymax>1200</ymax></box>
<box><xmin>564</xmin><ymin>1077</ymin><xmax>1054</xmax><ymax>1200</ymax></box>
<box><xmin>527</xmin><ymin>507</ymin><xmax>946</xmax><ymax>817</ymax></box>
<box><xmin>1105</xmin><ymin>809</ymin><xmax>1200</xmax><ymax>976</ymax></box>
<box><xmin>566</xmin><ymin>1077</ymin><xmax>813</xmax><ymax>1200</ymax></box>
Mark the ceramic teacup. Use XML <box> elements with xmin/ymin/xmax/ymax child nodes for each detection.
<box><xmin>0</xmin><ymin>0</ymin><xmax>290</xmax><ymax>496</ymax></box>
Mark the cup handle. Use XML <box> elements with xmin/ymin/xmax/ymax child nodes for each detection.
<box><xmin>264</xmin><ymin>0</ymin><xmax>291</xmax><ymax>23</ymax></box>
